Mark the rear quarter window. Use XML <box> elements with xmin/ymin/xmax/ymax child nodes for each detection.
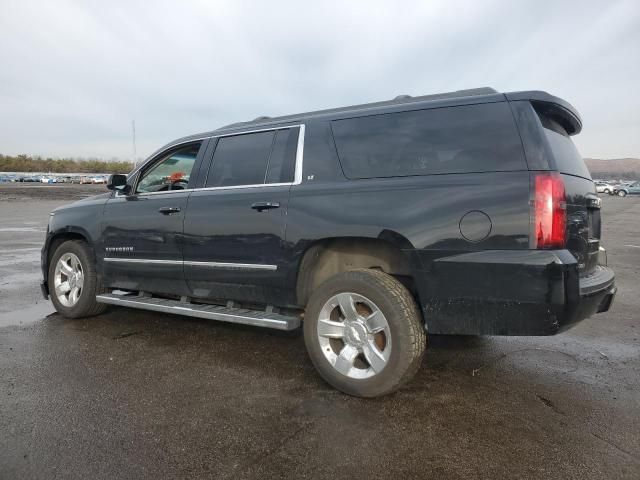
<box><xmin>331</xmin><ymin>102</ymin><xmax>526</xmax><ymax>179</ymax></box>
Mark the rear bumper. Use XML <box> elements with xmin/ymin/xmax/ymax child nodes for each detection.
<box><xmin>414</xmin><ymin>249</ymin><xmax>615</xmax><ymax>336</ymax></box>
<box><xmin>568</xmin><ymin>264</ymin><xmax>616</xmax><ymax>323</ymax></box>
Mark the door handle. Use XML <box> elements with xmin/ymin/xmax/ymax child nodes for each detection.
<box><xmin>158</xmin><ymin>206</ymin><xmax>181</xmax><ymax>215</ymax></box>
<box><xmin>251</xmin><ymin>202</ymin><xmax>280</xmax><ymax>212</ymax></box>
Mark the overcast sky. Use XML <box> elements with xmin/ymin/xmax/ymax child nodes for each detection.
<box><xmin>0</xmin><ymin>0</ymin><xmax>638</xmax><ymax>161</ymax></box>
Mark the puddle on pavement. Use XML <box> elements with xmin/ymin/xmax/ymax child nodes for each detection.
<box><xmin>0</xmin><ymin>247</ymin><xmax>42</xmax><ymax>254</ymax></box>
<box><xmin>0</xmin><ymin>302</ymin><xmax>55</xmax><ymax>328</ymax></box>
<box><xmin>0</xmin><ymin>227</ymin><xmax>46</xmax><ymax>233</ymax></box>
<box><xmin>0</xmin><ymin>252</ymin><xmax>41</xmax><ymax>267</ymax></box>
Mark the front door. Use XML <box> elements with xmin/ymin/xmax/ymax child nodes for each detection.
<box><xmin>101</xmin><ymin>140</ymin><xmax>207</xmax><ymax>295</ymax></box>
<box><xmin>183</xmin><ymin>126</ymin><xmax>301</xmax><ymax>305</ymax></box>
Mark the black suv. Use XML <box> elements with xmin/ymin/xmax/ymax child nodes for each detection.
<box><xmin>41</xmin><ymin>88</ymin><xmax>616</xmax><ymax>397</ymax></box>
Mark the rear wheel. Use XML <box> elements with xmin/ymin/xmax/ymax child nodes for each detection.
<box><xmin>48</xmin><ymin>240</ymin><xmax>106</xmax><ymax>318</ymax></box>
<box><xmin>604</xmin><ymin>188</ymin><xmax>610</xmax><ymax>194</ymax></box>
<box><xmin>618</xmin><ymin>190</ymin><xmax>627</xmax><ymax>197</ymax></box>
<box><xmin>303</xmin><ymin>269</ymin><xmax>426</xmax><ymax>397</ymax></box>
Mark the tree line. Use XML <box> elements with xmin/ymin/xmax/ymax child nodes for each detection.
<box><xmin>0</xmin><ymin>154</ymin><xmax>134</xmax><ymax>174</ymax></box>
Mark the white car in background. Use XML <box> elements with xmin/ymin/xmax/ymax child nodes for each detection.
<box><xmin>594</xmin><ymin>181</ymin><xmax>614</xmax><ymax>195</ymax></box>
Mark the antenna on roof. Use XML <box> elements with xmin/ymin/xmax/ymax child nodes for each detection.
<box><xmin>132</xmin><ymin>120</ymin><xmax>137</xmax><ymax>166</ymax></box>
<box><xmin>394</xmin><ymin>95</ymin><xmax>412</xmax><ymax>100</ymax></box>
<box><xmin>252</xmin><ymin>116</ymin><xmax>271</xmax><ymax>122</ymax></box>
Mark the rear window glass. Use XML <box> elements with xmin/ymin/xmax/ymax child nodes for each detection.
<box><xmin>205</xmin><ymin>128</ymin><xmax>299</xmax><ymax>188</ymax></box>
<box><xmin>331</xmin><ymin>102</ymin><xmax>526</xmax><ymax>179</ymax></box>
<box><xmin>540</xmin><ymin>117</ymin><xmax>591</xmax><ymax>180</ymax></box>
<box><xmin>206</xmin><ymin>131</ymin><xmax>275</xmax><ymax>188</ymax></box>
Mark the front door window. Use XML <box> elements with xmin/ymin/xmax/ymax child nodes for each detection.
<box><xmin>137</xmin><ymin>143</ymin><xmax>201</xmax><ymax>193</ymax></box>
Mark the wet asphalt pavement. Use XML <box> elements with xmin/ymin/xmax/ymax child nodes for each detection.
<box><xmin>1</xmin><ymin>184</ymin><xmax>639</xmax><ymax>479</ymax></box>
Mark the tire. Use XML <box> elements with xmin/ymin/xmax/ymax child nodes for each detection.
<box><xmin>618</xmin><ymin>190</ymin><xmax>627</xmax><ymax>197</ymax></box>
<box><xmin>303</xmin><ymin>269</ymin><xmax>426</xmax><ymax>397</ymax></box>
<box><xmin>604</xmin><ymin>189</ymin><xmax>610</xmax><ymax>195</ymax></box>
<box><xmin>48</xmin><ymin>240</ymin><xmax>107</xmax><ymax>318</ymax></box>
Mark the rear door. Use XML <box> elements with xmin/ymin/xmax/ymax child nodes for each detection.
<box><xmin>183</xmin><ymin>126</ymin><xmax>302</xmax><ymax>304</ymax></box>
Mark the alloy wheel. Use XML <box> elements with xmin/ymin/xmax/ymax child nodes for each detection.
<box><xmin>54</xmin><ymin>252</ymin><xmax>84</xmax><ymax>307</ymax></box>
<box><xmin>316</xmin><ymin>292</ymin><xmax>391</xmax><ymax>379</ymax></box>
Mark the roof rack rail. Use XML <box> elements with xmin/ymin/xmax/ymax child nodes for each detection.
<box><xmin>215</xmin><ymin>87</ymin><xmax>499</xmax><ymax>132</ymax></box>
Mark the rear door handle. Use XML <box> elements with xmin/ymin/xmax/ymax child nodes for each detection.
<box><xmin>251</xmin><ymin>201</ymin><xmax>280</xmax><ymax>212</ymax></box>
<box><xmin>158</xmin><ymin>206</ymin><xmax>181</xmax><ymax>215</ymax></box>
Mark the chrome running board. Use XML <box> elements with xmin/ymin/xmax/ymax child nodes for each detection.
<box><xmin>96</xmin><ymin>292</ymin><xmax>300</xmax><ymax>331</ymax></box>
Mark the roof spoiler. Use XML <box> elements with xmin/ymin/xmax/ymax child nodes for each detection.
<box><xmin>505</xmin><ymin>91</ymin><xmax>582</xmax><ymax>135</ymax></box>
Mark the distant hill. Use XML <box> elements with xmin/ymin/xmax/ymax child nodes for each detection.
<box><xmin>584</xmin><ymin>158</ymin><xmax>640</xmax><ymax>179</ymax></box>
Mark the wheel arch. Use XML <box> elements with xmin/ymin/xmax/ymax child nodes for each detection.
<box><xmin>44</xmin><ymin>227</ymin><xmax>95</xmax><ymax>282</ymax></box>
<box><xmin>294</xmin><ymin>235</ymin><xmax>416</xmax><ymax>306</ymax></box>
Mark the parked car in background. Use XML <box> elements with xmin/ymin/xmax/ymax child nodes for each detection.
<box><xmin>91</xmin><ymin>176</ymin><xmax>107</xmax><ymax>184</ymax></box>
<box><xmin>614</xmin><ymin>181</ymin><xmax>640</xmax><ymax>196</ymax></box>
<box><xmin>595</xmin><ymin>181</ymin><xmax>615</xmax><ymax>195</ymax></box>
<box><xmin>79</xmin><ymin>176</ymin><xmax>93</xmax><ymax>184</ymax></box>
<box><xmin>41</xmin><ymin>88</ymin><xmax>616</xmax><ymax>397</ymax></box>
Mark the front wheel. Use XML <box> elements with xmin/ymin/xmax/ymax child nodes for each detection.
<box><xmin>303</xmin><ymin>269</ymin><xmax>426</xmax><ymax>397</ymax></box>
<box><xmin>48</xmin><ymin>240</ymin><xmax>107</xmax><ymax>318</ymax></box>
<box><xmin>618</xmin><ymin>190</ymin><xmax>627</xmax><ymax>197</ymax></box>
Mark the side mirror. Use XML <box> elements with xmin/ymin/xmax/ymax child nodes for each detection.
<box><xmin>107</xmin><ymin>174</ymin><xmax>130</xmax><ymax>193</ymax></box>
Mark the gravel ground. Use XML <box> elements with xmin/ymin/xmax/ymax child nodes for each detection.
<box><xmin>0</xmin><ymin>183</ymin><xmax>106</xmax><ymax>201</ymax></box>
<box><xmin>0</xmin><ymin>184</ymin><xmax>639</xmax><ymax>479</ymax></box>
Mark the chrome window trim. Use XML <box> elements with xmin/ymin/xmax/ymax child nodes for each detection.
<box><xmin>121</xmin><ymin>124</ymin><xmax>305</xmax><ymax>198</ymax></box>
<box><xmin>117</xmin><ymin>188</ymin><xmax>194</xmax><ymax>197</ymax></box>
<box><xmin>293</xmin><ymin>124</ymin><xmax>305</xmax><ymax>185</ymax></box>
<box><xmin>116</xmin><ymin>181</ymin><xmax>296</xmax><ymax>198</ymax></box>
<box><xmin>103</xmin><ymin>258</ymin><xmax>277</xmax><ymax>271</ymax></box>
<box><xmin>215</xmin><ymin>123</ymin><xmax>302</xmax><ymax>139</ymax></box>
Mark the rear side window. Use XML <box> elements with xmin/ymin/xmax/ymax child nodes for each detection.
<box><xmin>539</xmin><ymin>115</ymin><xmax>591</xmax><ymax>180</ymax></box>
<box><xmin>206</xmin><ymin>131</ymin><xmax>274</xmax><ymax>188</ymax></box>
<box><xmin>331</xmin><ymin>102</ymin><xmax>526</xmax><ymax>179</ymax></box>
<box><xmin>265</xmin><ymin>128</ymin><xmax>298</xmax><ymax>183</ymax></box>
<box><xmin>205</xmin><ymin>127</ymin><xmax>298</xmax><ymax>188</ymax></box>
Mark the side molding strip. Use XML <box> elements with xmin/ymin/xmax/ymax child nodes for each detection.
<box><xmin>103</xmin><ymin>257</ymin><xmax>277</xmax><ymax>271</ymax></box>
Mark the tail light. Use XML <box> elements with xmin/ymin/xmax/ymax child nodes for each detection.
<box><xmin>532</xmin><ymin>172</ymin><xmax>566</xmax><ymax>249</ymax></box>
